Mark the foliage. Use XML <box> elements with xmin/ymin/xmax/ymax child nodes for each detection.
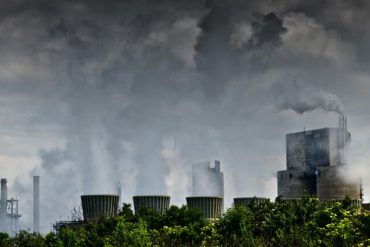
<box><xmin>1</xmin><ymin>196</ymin><xmax>370</xmax><ymax>246</ymax></box>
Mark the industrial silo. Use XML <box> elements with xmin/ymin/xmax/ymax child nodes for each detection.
<box><xmin>133</xmin><ymin>195</ymin><xmax>170</xmax><ymax>213</ymax></box>
<box><xmin>233</xmin><ymin>197</ymin><xmax>269</xmax><ymax>208</ymax></box>
<box><xmin>81</xmin><ymin>194</ymin><xmax>119</xmax><ymax>221</ymax></box>
<box><xmin>316</xmin><ymin>167</ymin><xmax>361</xmax><ymax>201</ymax></box>
<box><xmin>186</xmin><ymin>196</ymin><xmax>223</xmax><ymax>219</ymax></box>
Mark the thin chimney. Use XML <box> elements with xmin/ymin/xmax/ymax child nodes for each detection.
<box><xmin>33</xmin><ymin>176</ymin><xmax>40</xmax><ymax>232</ymax></box>
<box><xmin>1</xmin><ymin>179</ymin><xmax>7</xmax><ymax>232</ymax></box>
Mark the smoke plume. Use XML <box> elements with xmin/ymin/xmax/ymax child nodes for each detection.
<box><xmin>274</xmin><ymin>81</ymin><xmax>345</xmax><ymax>115</ymax></box>
<box><xmin>0</xmin><ymin>0</ymin><xmax>369</xmax><ymax>232</ymax></box>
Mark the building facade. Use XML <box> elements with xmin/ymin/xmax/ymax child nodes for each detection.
<box><xmin>277</xmin><ymin>117</ymin><xmax>361</xmax><ymax>201</ymax></box>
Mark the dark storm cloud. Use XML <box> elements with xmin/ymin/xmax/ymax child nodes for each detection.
<box><xmin>249</xmin><ymin>12</ymin><xmax>287</xmax><ymax>48</ymax></box>
<box><xmin>195</xmin><ymin>2</ymin><xmax>286</xmax><ymax>96</ymax></box>
<box><xmin>0</xmin><ymin>0</ymin><xmax>370</xmax><ymax>232</ymax></box>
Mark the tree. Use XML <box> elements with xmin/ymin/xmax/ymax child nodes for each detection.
<box><xmin>106</xmin><ymin>217</ymin><xmax>151</xmax><ymax>247</ymax></box>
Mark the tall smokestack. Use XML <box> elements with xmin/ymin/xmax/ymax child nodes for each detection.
<box><xmin>1</xmin><ymin>179</ymin><xmax>7</xmax><ymax>232</ymax></box>
<box><xmin>116</xmin><ymin>181</ymin><xmax>122</xmax><ymax>206</ymax></box>
<box><xmin>33</xmin><ymin>176</ymin><xmax>40</xmax><ymax>232</ymax></box>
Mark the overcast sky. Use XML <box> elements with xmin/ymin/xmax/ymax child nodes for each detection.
<box><xmin>1</xmin><ymin>0</ymin><xmax>370</xmax><ymax>232</ymax></box>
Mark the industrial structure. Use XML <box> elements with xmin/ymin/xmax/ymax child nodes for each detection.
<box><xmin>192</xmin><ymin>161</ymin><xmax>224</xmax><ymax>198</ymax></box>
<box><xmin>277</xmin><ymin>116</ymin><xmax>361</xmax><ymax>201</ymax></box>
<box><xmin>233</xmin><ymin>197</ymin><xmax>270</xmax><ymax>208</ymax></box>
<box><xmin>133</xmin><ymin>195</ymin><xmax>170</xmax><ymax>213</ymax></box>
<box><xmin>0</xmin><ymin>178</ymin><xmax>21</xmax><ymax>235</ymax></box>
<box><xmin>80</xmin><ymin>195</ymin><xmax>119</xmax><ymax>221</ymax></box>
<box><xmin>116</xmin><ymin>181</ymin><xmax>122</xmax><ymax>206</ymax></box>
<box><xmin>186</xmin><ymin>196</ymin><xmax>223</xmax><ymax>220</ymax></box>
<box><xmin>33</xmin><ymin>176</ymin><xmax>40</xmax><ymax>232</ymax></box>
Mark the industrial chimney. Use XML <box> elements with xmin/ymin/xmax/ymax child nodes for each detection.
<box><xmin>1</xmin><ymin>179</ymin><xmax>7</xmax><ymax>232</ymax></box>
<box><xmin>33</xmin><ymin>176</ymin><xmax>40</xmax><ymax>232</ymax></box>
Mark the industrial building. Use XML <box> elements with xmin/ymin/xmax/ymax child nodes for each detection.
<box><xmin>192</xmin><ymin>160</ymin><xmax>224</xmax><ymax>197</ymax></box>
<box><xmin>0</xmin><ymin>179</ymin><xmax>21</xmax><ymax>235</ymax></box>
<box><xmin>277</xmin><ymin>116</ymin><xmax>361</xmax><ymax>201</ymax></box>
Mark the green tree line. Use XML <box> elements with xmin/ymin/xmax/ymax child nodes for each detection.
<box><xmin>1</xmin><ymin>195</ymin><xmax>370</xmax><ymax>246</ymax></box>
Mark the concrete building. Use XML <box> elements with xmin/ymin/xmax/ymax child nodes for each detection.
<box><xmin>277</xmin><ymin>116</ymin><xmax>361</xmax><ymax>201</ymax></box>
<box><xmin>192</xmin><ymin>160</ymin><xmax>224</xmax><ymax>197</ymax></box>
<box><xmin>316</xmin><ymin>166</ymin><xmax>361</xmax><ymax>200</ymax></box>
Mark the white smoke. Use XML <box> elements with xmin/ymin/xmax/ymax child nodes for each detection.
<box><xmin>161</xmin><ymin>137</ymin><xmax>189</xmax><ymax>205</ymax></box>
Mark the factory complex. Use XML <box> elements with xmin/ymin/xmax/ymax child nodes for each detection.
<box><xmin>0</xmin><ymin>116</ymin><xmax>365</xmax><ymax>234</ymax></box>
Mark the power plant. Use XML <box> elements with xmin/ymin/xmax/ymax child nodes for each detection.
<box><xmin>4</xmin><ymin>116</ymin><xmax>369</xmax><ymax>234</ymax></box>
<box><xmin>133</xmin><ymin>195</ymin><xmax>170</xmax><ymax>213</ymax></box>
<box><xmin>277</xmin><ymin>116</ymin><xmax>361</xmax><ymax>201</ymax></box>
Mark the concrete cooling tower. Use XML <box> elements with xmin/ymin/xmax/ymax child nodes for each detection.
<box><xmin>81</xmin><ymin>195</ymin><xmax>119</xmax><ymax>221</ymax></box>
<box><xmin>186</xmin><ymin>196</ymin><xmax>223</xmax><ymax>220</ymax></box>
<box><xmin>133</xmin><ymin>195</ymin><xmax>170</xmax><ymax>213</ymax></box>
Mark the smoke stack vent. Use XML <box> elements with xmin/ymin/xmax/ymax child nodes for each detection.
<box><xmin>133</xmin><ymin>195</ymin><xmax>170</xmax><ymax>213</ymax></box>
<box><xmin>33</xmin><ymin>176</ymin><xmax>40</xmax><ymax>232</ymax></box>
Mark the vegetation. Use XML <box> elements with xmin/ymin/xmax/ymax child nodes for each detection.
<box><xmin>1</xmin><ymin>196</ymin><xmax>370</xmax><ymax>246</ymax></box>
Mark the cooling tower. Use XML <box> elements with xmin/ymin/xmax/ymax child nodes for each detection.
<box><xmin>81</xmin><ymin>195</ymin><xmax>119</xmax><ymax>221</ymax></box>
<box><xmin>316</xmin><ymin>167</ymin><xmax>361</xmax><ymax>201</ymax></box>
<box><xmin>233</xmin><ymin>197</ymin><xmax>269</xmax><ymax>208</ymax></box>
<box><xmin>133</xmin><ymin>195</ymin><xmax>170</xmax><ymax>213</ymax></box>
<box><xmin>186</xmin><ymin>196</ymin><xmax>223</xmax><ymax>219</ymax></box>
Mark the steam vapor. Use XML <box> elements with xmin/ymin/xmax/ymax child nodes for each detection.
<box><xmin>0</xmin><ymin>0</ymin><xmax>369</xmax><ymax>233</ymax></box>
<box><xmin>274</xmin><ymin>82</ymin><xmax>345</xmax><ymax>115</ymax></box>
